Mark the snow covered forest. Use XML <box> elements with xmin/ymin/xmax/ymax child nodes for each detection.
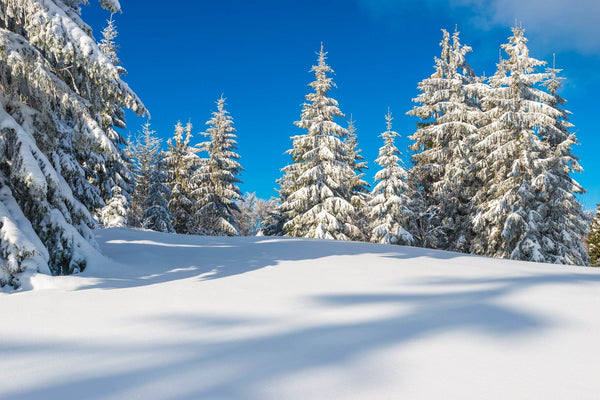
<box><xmin>0</xmin><ymin>0</ymin><xmax>596</xmax><ymax>289</ymax></box>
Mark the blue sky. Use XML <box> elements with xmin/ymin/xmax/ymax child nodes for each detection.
<box><xmin>83</xmin><ymin>0</ymin><xmax>600</xmax><ymax>210</ymax></box>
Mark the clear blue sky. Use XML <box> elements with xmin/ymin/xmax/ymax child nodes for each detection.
<box><xmin>82</xmin><ymin>0</ymin><xmax>600</xmax><ymax>210</ymax></box>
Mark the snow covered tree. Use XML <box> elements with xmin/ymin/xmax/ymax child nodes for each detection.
<box><xmin>93</xmin><ymin>14</ymin><xmax>135</xmax><ymax>212</ymax></box>
<box><xmin>534</xmin><ymin>57</ymin><xmax>589</xmax><ymax>265</ymax></box>
<box><xmin>278</xmin><ymin>44</ymin><xmax>361</xmax><ymax>240</ymax></box>
<box><xmin>407</xmin><ymin>28</ymin><xmax>481</xmax><ymax>251</ymax></box>
<box><xmin>369</xmin><ymin>110</ymin><xmax>414</xmax><ymax>245</ymax></box>
<box><xmin>345</xmin><ymin>116</ymin><xmax>370</xmax><ymax>238</ymax></box>
<box><xmin>128</xmin><ymin>122</ymin><xmax>173</xmax><ymax>233</ymax></box>
<box><xmin>165</xmin><ymin>122</ymin><xmax>199</xmax><ymax>234</ymax></box>
<box><xmin>471</xmin><ymin>25</ymin><xmax>586</xmax><ymax>264</ymax></box>
<box><xmin>0</xmin><ymin>0</ymin><xmax>145</xmax><ymax>286</ymax></box>
<box><xmin>235</xmin><ymin>193</ymin><xmax>277</xmax><ymax>236</ymax></box>
<box><xmin>193</xmin><ymin>96</ymin><xmax>243</xmax><ymax>236</ymax></box>
<box><xmin>100</xmin><ymin>186</ymin><xmax>127</xmax><ymax>228</ymax></box>
<box><xmin>588</xmin><ymin>205</ymin><xmax>600</xmax><ymax>266</ymax></box>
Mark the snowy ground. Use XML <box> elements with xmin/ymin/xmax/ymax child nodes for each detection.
<box><xmin>2</xmin><ymin>228</ymin><xmax>600</xmax><ymax>399</ymax></box>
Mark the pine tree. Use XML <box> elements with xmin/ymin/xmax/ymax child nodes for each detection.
<box><xmin>345</xmin><ymin>116</ymin><xmax>370</xmax><ymax>239</ymax></box>
<box><xmin>193</xmin><ymin>96</ymin><xmax>243</xmax><ymax>236</ymax></box>
<box><xmin>472</xmin><ymin>26</ymin><xmax>566</xmax><ymax>263</ymax></box>
<box><xmin>100</xmin><ymin>186</ymin><xmax>128</xmax><ymax>227</ymax></box>
<box><xmin>128</xmin><ymin>122</ymin><xmax>173</xmax><ymax>233</ymax></box>
<box><xmin>534</xmin><ymin>57</ymin><xmax>589</xmax><ymax>265</ymax></box>
<box><xmin>94</xmin><ymin>14</ymin><xmax>135</xmax><ymax>214</ymax></box>
<box><xmin>407</xmin><ymin>28</ymin><xmax>481</xmax><ymax>251</ymax></box>
<box><xmin>0</xmin><ymin>0</ymin><xmax>145</xmax><ymax>286</ymax></box>
<box><xmin>369</xmin><ymin>110</ymin><xmax>414</xmax><ymax>245</ymax></box>
<box><xmin>165</xmin><ymin>122</ymin><xmax>199</xmax><ymax>234</ymax></box>
<box><xmin>588</xmin><ymin>205</ymin><xmax>600</xmax><ymax>266</ymax></box>
<box><xmin>235</xmin><ymin>193</ymin><xmax>277</xmax><ymax>236</ymax></box>
<box><xmin>278</xmin><ymin>44</ymin><xmax>360</xmax><ymax>240</ymax></box>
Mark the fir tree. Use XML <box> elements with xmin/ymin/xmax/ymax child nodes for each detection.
<box><xmin>100</xmin><ymin>186</ymin><xmax>128</xmax><ymax>227</ymax></box>
<box><xmin>345</xmin><ymin>116</ymin><xmax>370</xmax><ymax>239</ymax></box>
<box><xmin>369</xmin><ymin>110</ymin><xmax>414</xmax><ymax>245</ymax></box>
<box><xmin>407</xmin><ymin>28</ymin><xmax>481</xmax><ymax>251</ymax></box>
<box><xmin>193</xmin><ymin>96</ymin><xmax>243</xmax><ymax>236</ymax></box>
<box><xmin>278</xmin><ymin>44</ymin><xmax>360</xmax><ymax>240</ymax></box>
<box><xmin>165</xmin><ymin>122</ymin><xmax>199</xmax><ymax>234</ymax></box>
<box><xmin>534</xmin><ymin>57</ymin><xmax>589</xmax><ymax>265</ymax></box>
<box><xmin>128</xmin><ymin>122</ymin><xmax>173</xmax><ymax>233</ymax></box>
<box><xmin>0</xmin><ymin>0</ymin><xmax>145</xmax><ymax>286</ymax></box>
<box><xmin>472</xmin><ymin>26</ymin><xmax>574</xmax><ymax>263</ymax></box>
<box><xmin>588</xmin><ymin>205</ymin><xmax>600</xmax><ymax>266</ymax></box>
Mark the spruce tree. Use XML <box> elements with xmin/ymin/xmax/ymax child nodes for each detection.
<box><xmin>369</xmin><ymin>110</ymin><xmax>414</xmax><ymax>245</ymax></box>
<box><xmin>407</xmin><ymin>29</ymin><xmax>481</xmax><ymax>251</ymax></box>
<box><xmin>128</xmin><ymin>123</ymin><xmax>174</xmax><ymax>233</ymax></box>
<box><xmin>345</xmin><ymin>116</ymin><xmax>370</xmax><ymax>239</ymax></box>
<box><xmin>534</xmin><ymin>58</ymin><xmax>589</xmax><ymax>265</ymax></box>
<box><xmin>100</xmin><ymin>186</ymin><xmax>128</xmax><ymax>227</ymax></box>
<box><xmin>472</xmin><ymin>26</ymin><xmax>567</xmax><ymax>263</ymax></box>
<box><xmin>588</xmin><ymin>205</ymin><xmax>600</xmax><ymax>266</ymax></box>
<box><xmin>0</xmin><ymin>0</ymin><xmax>145</xmax><ymax>286</ymax></box>
<box><xmin>193</xmin><ymin>96</ymin><xmax>243</xmax><ymax>236</ymax></box>
<box><xmin>278</xmin><ymin>44</ymin><xmax>360</xmax><ymax>240</ymax></box>
<box><xmin>165</xmin><ymin>122</ymin><xmax>199</xmax><ymax>234</ymax></box>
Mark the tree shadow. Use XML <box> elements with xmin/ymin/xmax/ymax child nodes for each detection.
<box><xmin>84</xmin><ymin>227</ymin><xmax>463</xmax><ymax>290</ymax></box>
<box><xmin>6</xmin><ymin>268</ymin><xmax>600</xmax><ymax>399</ymax></box>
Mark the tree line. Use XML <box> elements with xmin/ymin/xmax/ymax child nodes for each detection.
<box><xmin>0</xmin><ymin>0</ymin><xmax>595</xmax><ymax>289</ymax></box>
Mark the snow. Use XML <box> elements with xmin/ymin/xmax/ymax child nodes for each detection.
<box><xmin>2</xmin><ymin>227</ymin><xmax>600</xmax><ymax>399</ymax></box>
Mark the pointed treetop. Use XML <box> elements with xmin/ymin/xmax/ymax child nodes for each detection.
<box><xmin>348</xmin><ymin>113</ymin><xmax>356</xmax><ymax>134</ymax></box>
<box><xmin>385</xmin><ymin>108</ymin><xmax>393</xmax><ymax>132</ymax></box>
<box><xmin>217</xmin><ymin>94</ymin><xmax>227</xmax><ymax>113</ymax></box>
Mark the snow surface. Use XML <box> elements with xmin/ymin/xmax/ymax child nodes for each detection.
<box><xmin>2</xmin><ymin>228</ymin><xmax>600</xmax><ymax>399</ymax></box>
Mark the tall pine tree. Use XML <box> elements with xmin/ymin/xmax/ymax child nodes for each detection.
<box><xmin>0</xmin><ymin>0</ymin><xmax>145</xmax><ymax>287</ymax></box>
<box><xmin>193</xmin><ymin>96</ymin><xmax>243</xmax><ymax>236</ymax></box>
<box><xmin>165</xmin><ymin>122</ymin><xmax>199</xmax><ymax>234</ymax></box>
<box><xmin>278</xmin><ymin>44</ymin><xmax>360</xmax><ymax>240</ymax></box>
<box><xmin>407</xmin><ymin>28</ymin><xmax>481</xmax><ymax>251</ymax></box>
<box><xmin>472</xmin><ymin>25</ymin><xmax>579</xmax><ymax>263</ymax></box>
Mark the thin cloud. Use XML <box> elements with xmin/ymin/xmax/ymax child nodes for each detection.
<box><xmin>357</xmin><ymin>0</ymin><xmax>600</xmax><ymax>55</ymax></box>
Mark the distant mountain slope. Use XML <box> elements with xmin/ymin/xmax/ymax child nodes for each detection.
<box><xmin>2</xmin><ymin>228</ymin><xmax>600</xmax><ymax>399</ymax></box>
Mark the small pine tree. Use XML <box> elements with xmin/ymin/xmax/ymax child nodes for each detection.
<box><xmin>278</xmin><ymin>44</ymin><xmax>360</xmax><ymax>240</ymax></box>
<box><xmin>588</xmin><ymin>205</ymin><xmax>600</xmax><ymax>266</ymax></box>
<box><xmin>193</xmin><ymin>96</ymin><xmax>243</xmax><ymax>236</ymax></box>
<box><xmin>101</xmin><ymin>186</ymin><xmax>128</xmax><ymax>228</ymax></box>
<box><xmin>345</xmin><ymin>116</ymin><xmax>371</xmax><ymax>239</ymax></box>
<box><xmin>165</xmin><ymin>122</ymin><xmax>199</xmax><ymax>234</ymax></box>
<box><xmin>369</xmin><ymin>110</ymin><xmax>414</xmax><ymax>245</ymax></box>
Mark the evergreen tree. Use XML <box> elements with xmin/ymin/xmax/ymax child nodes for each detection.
<box><xmin>278</xmin><ymin>44</ymin><xmax>360</xmax><ymax>240</ymax></box>
<box><xmin>165</xmin><ymin>122</ymin><xmax>198</xmax><ymax>234</ymax></box>
<box><xmin>345</xmin><ymin>116</ymin><xmax>370</xmax><ymax>239</ymax></box>
<box><xmin>94</xmin><ymin>14</ymin><xmax>136</xmax><ymax>213</ymax></box>
<box><xmin>369</xmin><ymin>110</ymin><xmax>414</xmax><ymax>245</ymax></box>
<box><xmin>588</xmin><ymin>205</ymin><xmax>600</xmax><ymax>266</ymax></box>
<box><xmin>235</xmin><ymin>193</ymin><xmax>277</xmax><ymax>236</ymax></box>
<box><xmin>128</xmin><ymin>122</ymin><xmax>173</xmax><ymax>233</ymax></box>
<box><xmin>0</xmin><ymin>0</ymin><xmax>145</xmax><ymax>286</ymax></box>
<box><xmin>100</xmin><ymin>186</ymin><xmax>128</xmax><ymax>227</ymax></box>
<box><xmin>534</xmin><ymin>57</ymin><xmax>589</xmax><ymax>265</ymax></box>
<box><xmin>193</xmin><ymin>96</ymin><xmax>243</xmax><ymax>236</ymax></box>
<box><xmin>472</xmin><ymin>26</ymin><xmax>571</xmax><ymax>263</ymax></box>
<box><xmin>407</xmin><ymin>28</ymin><xmax>481</xmax><ymax>251</ymax></box>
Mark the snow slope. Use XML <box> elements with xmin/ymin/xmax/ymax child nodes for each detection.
<box><xmin>2</xmin><ymin>228</ymin><xmax>600</xmax><ymax>399</ymax></box>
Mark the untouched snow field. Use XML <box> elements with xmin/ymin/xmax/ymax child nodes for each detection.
<box><xmin>2</xmin><ymin>228</ymin><xmax>600</xmax><ymax>399</ymax></box>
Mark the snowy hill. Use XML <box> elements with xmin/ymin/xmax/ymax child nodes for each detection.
<box><xmin>2</xmin><ymin>228</ymin><xmax>600</xmax><ymax>399</ymax></box>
